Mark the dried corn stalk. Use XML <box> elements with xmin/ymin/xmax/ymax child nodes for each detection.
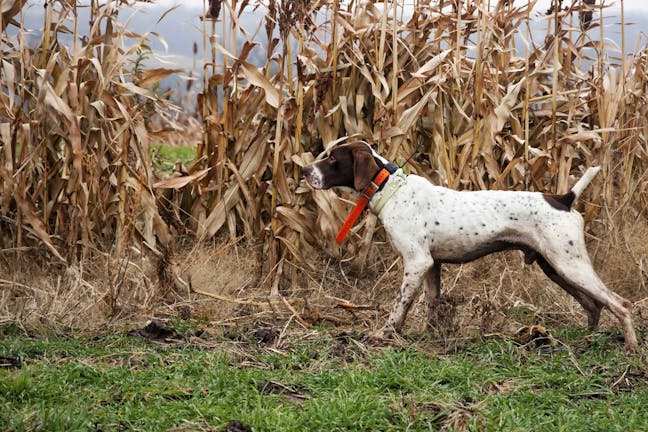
<box><xmin>160</xmin><ymin>0</ymin><xmax>646</xmax><ymax>283</ymax></box>
<box><xmin>2</xmin><ymin>1</ymin><xmax>646</xmax><ymax>291</ymax></box>
<box><xmin>0</xmin><ymin>2</ymin><xmax>176</xmax><ymax>261</ymax></box>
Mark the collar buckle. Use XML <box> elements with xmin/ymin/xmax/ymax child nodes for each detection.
<box><xmin>362</xmin><ymin>180</ymin><xmax>380</xmax><ymax>200</ymax></box>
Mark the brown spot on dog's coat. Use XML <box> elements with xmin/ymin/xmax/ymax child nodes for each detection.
<box><xmin>543</xmin><ymin>191</ymin><xmax>576</xmax><ymax>211</ymax></box>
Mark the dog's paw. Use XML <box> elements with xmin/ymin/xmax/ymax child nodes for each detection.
<box><xmin>360</xmin><ymin>334</ymin><xmax>384</xmax><ymax>346</ymax></box>
<box><xmin>361</xmin><ymin>329</ymin><xmax>392</xmax><ymax>345</ymax></box>
<box><xmin>624</xmin><ymin>342</ymin><xmax>641</xmax><ymax>358</ymax></box>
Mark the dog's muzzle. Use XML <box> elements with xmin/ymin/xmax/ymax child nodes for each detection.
<box><xmin>302</xmin><ymin>164</ymin><xmax>324</xmax><ymax>189</ymax></box>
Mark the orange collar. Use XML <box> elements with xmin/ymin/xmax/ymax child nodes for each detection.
<box><xmin>336</xmin><ymin>168</ymin><xmax>391</xmax><ymax>244</ymax></box>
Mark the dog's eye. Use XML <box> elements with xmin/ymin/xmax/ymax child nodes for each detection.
<box><xmin>328</xmin><ymin>155</ymin><xmax>336</xmax><ymax>164</ymax></box>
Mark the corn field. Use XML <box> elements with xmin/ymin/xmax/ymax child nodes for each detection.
<box><xmin>1</xmin><ymin>0</ymin><xmax>647</xmax><ymax>297</ymax></box>
<box><xmin>0</xmin><ymin>1</ymin><xmax>178</xmax><ymax>264</ymax></box>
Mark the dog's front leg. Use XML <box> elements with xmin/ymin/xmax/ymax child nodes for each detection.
<box><xmin>372</xmin><ymin>254</ymin><xmax>434</xmax><ymax>339</ymax></box>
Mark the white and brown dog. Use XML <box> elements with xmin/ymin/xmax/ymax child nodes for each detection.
<box><xmin>303</xmin><ymin>141</ymin><xmax>638</xmax><ymax>353</ymax></box>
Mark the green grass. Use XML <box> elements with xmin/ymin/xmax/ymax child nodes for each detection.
<box><xmin>1</xmin><ymin>325</ymin><xmax>646</xmax><ymax>431</ymax></box>
<box><xmin>151</xmin><ymin>144</ymin><xmax>196</xmax><ymax>177</ymax></box>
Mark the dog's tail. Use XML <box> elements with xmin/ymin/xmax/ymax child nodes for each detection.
<box><xmin>571</xmin><ymin>166</ymin><xmax>601</xmax><ymax>200</ymax></box>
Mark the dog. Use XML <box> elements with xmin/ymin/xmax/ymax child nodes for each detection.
<box><xmin>303</xmin><ymin>141</ymin><xmax>638</xmax><ymax>353</ymax></box>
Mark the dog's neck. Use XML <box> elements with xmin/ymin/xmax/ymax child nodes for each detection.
<box><xmin>369</xmin><ymin>168</ymin><xmax>407</xmax><ymax>216</ymax></box>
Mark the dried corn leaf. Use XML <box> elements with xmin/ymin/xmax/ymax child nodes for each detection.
<box><xmin>153</xmin><ymin>168</ymin><xmax>211</xmax><ymax>189</ymax></box>
<box><xmin>137</xmin><ymin>68</ymin><xmax>184</xmax><ymax>89</ymax></box>
<box><xmin>198</xmin><ymin>184</ymin><xmax>241</xmax><ymax>238</ymax></box>
<box><xmin>240</xmin><ymin>61</ymin><xmax>280</xmax><ymax>108</ymax></box>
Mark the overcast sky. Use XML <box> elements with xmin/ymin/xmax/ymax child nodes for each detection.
<box><xmin>15</xmin><ymin>0</ymin><xmax>648</xmax><ymax>85</ymax></box>
<box><xmin>118</xmin><ymin>0</ymin><xmax>648</xmax><ymax>60</ymax></box>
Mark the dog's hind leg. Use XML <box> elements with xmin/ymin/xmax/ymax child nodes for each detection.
<box><xmin>536</xmin><ymin>255</ymin><xmax>602</xmax><ymax>329</ymax></box>
<box><xmin>542</xmin><ymin>249</ymin><xmax>638</xmax><ymax>353</ymax></box>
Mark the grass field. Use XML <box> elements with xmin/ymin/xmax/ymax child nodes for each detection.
<box><xmin>1</xmin><ymin>323</ymin><xmax>647</xmax><ymax>432</ymax></box>
<box><xmin>151</xmin><ymin>145</ymin><xmax>197</xmax><ymax>177</ymax></box>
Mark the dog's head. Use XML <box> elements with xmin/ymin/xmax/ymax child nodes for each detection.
<box><xmin>302</xmin><ymin>142</ymin><xmax>381</xmax><ymax>191</ymax></box>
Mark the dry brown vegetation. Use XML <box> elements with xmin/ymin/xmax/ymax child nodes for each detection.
<box><xmin>1</xmin><ymin>1</ymin><xmax>647</xmax><ymax>338</ymax></box>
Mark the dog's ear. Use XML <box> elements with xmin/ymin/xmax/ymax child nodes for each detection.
<box><xmin>352</xmin><ymin>145</ymin><xmax>380</xmax><ymax>191</ymax></box>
